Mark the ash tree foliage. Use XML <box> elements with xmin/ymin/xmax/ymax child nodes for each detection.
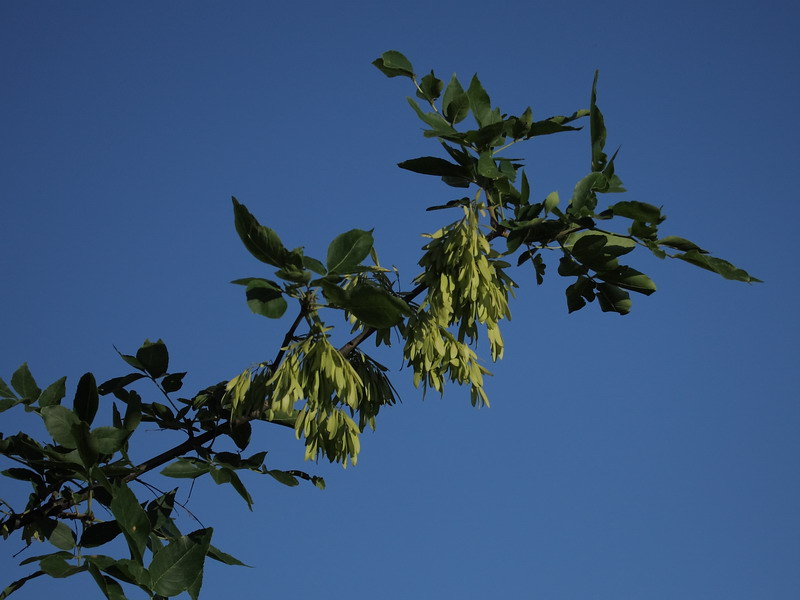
<box><xmin>0</xmin><ymin>51</ymin><xmax>758</xmax><ymax>599</ymax></box>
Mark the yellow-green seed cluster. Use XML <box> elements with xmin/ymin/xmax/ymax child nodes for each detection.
<box><xmin>265</xmin><ymin>322</ymin><xmax>365</xmax><ymax>466</ymax></box>
<box><xmin>416</xmin><ymin>206</ymin><xmax>511</xmax><ymax>361</ymax></box>
<box><xmin>402</xmin><ymin>311</ymin><xmax>491</xmax><ymax>407</ymax></box>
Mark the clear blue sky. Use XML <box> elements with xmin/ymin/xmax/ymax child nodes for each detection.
<box><xmin>2</xmin><ymin>1</ymin><xmax>798</xmax><ymax>598</ymax></box>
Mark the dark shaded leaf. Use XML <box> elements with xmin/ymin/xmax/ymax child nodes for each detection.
<box><xmin>416</xmin><ymin>71</ymin><xmax>443</xmax><ymax>101</ymax></box>
<box><xmin>97</xmin><ymin>373</ymin><xmax>145</xmax><ymax>396</ymax></box>
<box><xmin>590</xmin><ymin>70</ymin><xmax>607</xmax><ymax>172</ymax></box>
<box><xmin>39</xmin><ymin>555</ymin><xmax>85</xmax><ymax>578</ymax></box>
<box><xmin>398</xmin><ymin>156</ymin><xmax>468</xmax><ymax>179</ymax></box>
<box><xmin>230</xmin><ymin>421</ymin><xmax>252</xmax><ymax>451</ymax></box>
<box><xmin>136</xmin><ymin>339</ymin><xmax>168</xmax><ymax>378</ymax></box>
<box><xmin>161</xmin><ymin>372</ymin><xmax>186</xmax><ymax>393</ymax></box>
<box><xmin>80</xmin><ymin>521</ymin><xmax>122</xmax><ymax>548</ymax></box>
<box><xmin>73</xmin><ymin>372</ymin><xmax>99</xmax><ymax>425</ymax></box>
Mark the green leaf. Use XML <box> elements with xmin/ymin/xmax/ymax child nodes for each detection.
<box><xmin>372</xmin><ymin>50</ymin><xmax>414</xmax><ymax>78</ymax></box>
<box><xmin>149</xmin><ymin>528</ymin><xmax>212</xmax><ymax>598</ymax></box>
<box><xmin>161</xmin><ymin>458</ymin><xmax>211</xmax><ymax>479</ymax></box>
<box><xmin>226</xmin><ymin>470</ymin><xmax>253</xmax><ymax>510</ymax></box>
<box><xmin>43</xmin><ymin>520</ymin><xmax>76</xmax><ymax>550</ymax></box>
<box><xmin>72</xmin><ymin>421</ymin><xmax>99</xmax><ymax>468</ymax></box>
<box><xmin>73</xmin><ymin>372</ymin><xmax>99</xmax><ymax>425</ymax></box>
<box><xmin>674</xmin><ymin>251</ymin><xmax>762</xmax><ymax>283</ymax></box>
<box><xmin>207</xmin><ymin>545</ymin><xmax>251</xmax><ymax>567</ymax></box>
<box><xmin>477</xmin><ymin>151</ymin><xmax>503</xmax><ymax>179</ymax></box>
<box><xmin>0</xmin><ymin>572</ymin><xmax>45</xmax><ymax>599</ymax></box>
<box><xmin>0</xmin><ymin>398</ymin><xmax>18</xmax><ymax>413</ymax></box>
<box><xmin>110</xmin><ymin>482</ymin><xmax>150</xmax><ymax>561</ymax></box>
<box><xmin>442</xmin><ymin>74</ymin><xmax>469</xmax><ymax>124</ymax></box>
<box><xmin>467</xmin><ymin>74</ymin><xmax>493</xmax><ymax>127</ymax></box>
<box><xmin>598</xmin><ymin>266</ymin><xmax>657</xmax><ymax>295</ymax></box>
<box><xmin>41</xmin><ymin>405</ymin><xmax>80</xmax><ymax>448</ymax></box>
<box><xmin>608</xmin><ymin>200</ymin><xmax>663</xmax><ymax>224</ymax></box>
<box><xmin>345</xmin><ymin>284</ymin><xmax>411</xmax><ymax>329</ymax></box>
<box><xmin>80</xmin><ymin>521</ymin><xmax>122</xmax><ymax>548</ymax></box>
<box><xmin>86</xmin><ymin>563</ymin><xmax>127</xmax><ymax>600</ymax></box>
<box><xmin>544</xmin><ymin>191</ymin><xmax>560</xmax><ymax>214</ymax></box>
<box><xmin>406</xmin><ymin>97</ymin><xmax>457</xmax><ymax>134</ymax></box>
<box><xmin>39</xmin><ymin>555</ymin><xmax>86</xmax><ymax>578</ymax></box>
<box><xmin>0</xmin><ymin>377</ymin><xmax>17</xmax><ymax>401</ymax></box>
<box><xmin>657</xmin><ymin>236</ymin><xmax>708</xmax><ymax>253</ymax></box>
<box><xmin>417</xmin><ymin>70</ymin><xmax>443</xmax><ymax>102</ymax></box>
<box><xmin>302</xmin><ymin>255</ymin><xmax>327</xmax><ymax>275</ymax></box>
<box><xmin>245</xmin><ymin>279</ymin><xmax>288</xmax><ymax>319</ymax></box>
<box><xmin>596</xmin><ymin>282</ymin><xmax>632</xmax><ymax>314</ymax></box>
<box><xmin>136</xmin><ymin>339</ymin><xmax>168</xmax><ymax>378</ymax></box>
<box><xmin>397</xmin><ymin>156</ymin><xmax>469</xmax><ymax>179</ymax></box>
<box><xmin>326</xmin><ymin>229</ymin><xmax>374</xmax><ymax>273</ymax></box>
<box><xmin>11</xmin><ymin>364</ymin><xmax>40</xmax><ymax>401</ymax></box>
<box><xmin>274</xmin><ymin>266</ymin><xmax>311</xmax><ymax>283</ymax></box>
<box><xmin>569</xmin><ymin>172</ymin><xmax>606</xmax><ymax>214</ymax></box>
<box><xmin>33</xmin><ymin>376</ymin><xmax>66</xmax><ymax>408</ymax></box>
<box><xmin>232</xmin><ymin>197</ymin><xmax>291</xmax><ymax>267</ymax></box>
<box><xmin>267</xmin><ymin>469</ymin><xmax>300</xmax><ymax>487</ymax></box>
<box><xmin>91</xmin><ymin>427</ymin><xmax>128</xmax><ymax>455</ymax></box>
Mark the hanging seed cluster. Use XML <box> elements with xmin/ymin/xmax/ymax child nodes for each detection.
<box><xmin>416</xmin><ymin>206</ymin><xmax>512</xmax><ymax>361</ymax></box>
<box><xmin>266</xmin><ymin>323</ymin><xmax>365</xmax><ymax>466</ymax></box>
<box><xmin>402</xmin><ymin>311</ymin><xmax>491</xmax><ymax>407</ymax></box>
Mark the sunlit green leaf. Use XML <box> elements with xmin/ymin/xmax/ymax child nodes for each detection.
<box><xmin>442</xmin><ymin>74</ymin><xmax>469</xmax><ymax>124</ymax></box>
<box><xmin>675</xmin><ymin>251</ymin><xmax>762</xmax><ymax>283</ymax></box>
<box><xmin>232</xmin><ymin>197</ymin><xmax>291</xmax><ymax>267</ymax></box>
<box><xmin>37</xmin><ymin>377</ymin><xmax>66</xmax><ymax>408</ymax></box>
<box><xmin>327</xmin><ymin>229</ymin><xmax>374</xmax><ymax>273</ymax></box>
<box><xmin>162</xmin><ymin>458</ymin><xmax>211</xmax><ymax>479</ymax></box>
<box><xmin>91</xmin><ymin>427</ymin><xmax>128</xmax><ymax>455</ymax></box>
<box><xmin>372</xmin><ymin>50</ymin><xmax>414</xmax><ymax>78</ymax></box>
<box><xmin>267</xmin><ymin>469</ymin><xmax>299</xmax><ymax>487</ymax></box>
<box><xmin>149</xmin><ymin>528</ymin><xmax>212</xmax><ymax>597</ymax></box>
<box><xmin>245</xmin><ymin>280</ymin><xmax>288</xmax><ymax>319</ymax></box>
<box><xmin>657</xmin><ymin>236</ymin><xmax>708</xmax><ymax>253</ymax></box>
<box><xmin>41</xmin><ymin>405</ymin><xmax>80</xmax><ymax>448</ymax></box>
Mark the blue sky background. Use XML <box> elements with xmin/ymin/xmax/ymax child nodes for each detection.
<box><xmin>1</xmin><ymin>1</ymin><xmax>798</xmax><ymax>598</ymax></box>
